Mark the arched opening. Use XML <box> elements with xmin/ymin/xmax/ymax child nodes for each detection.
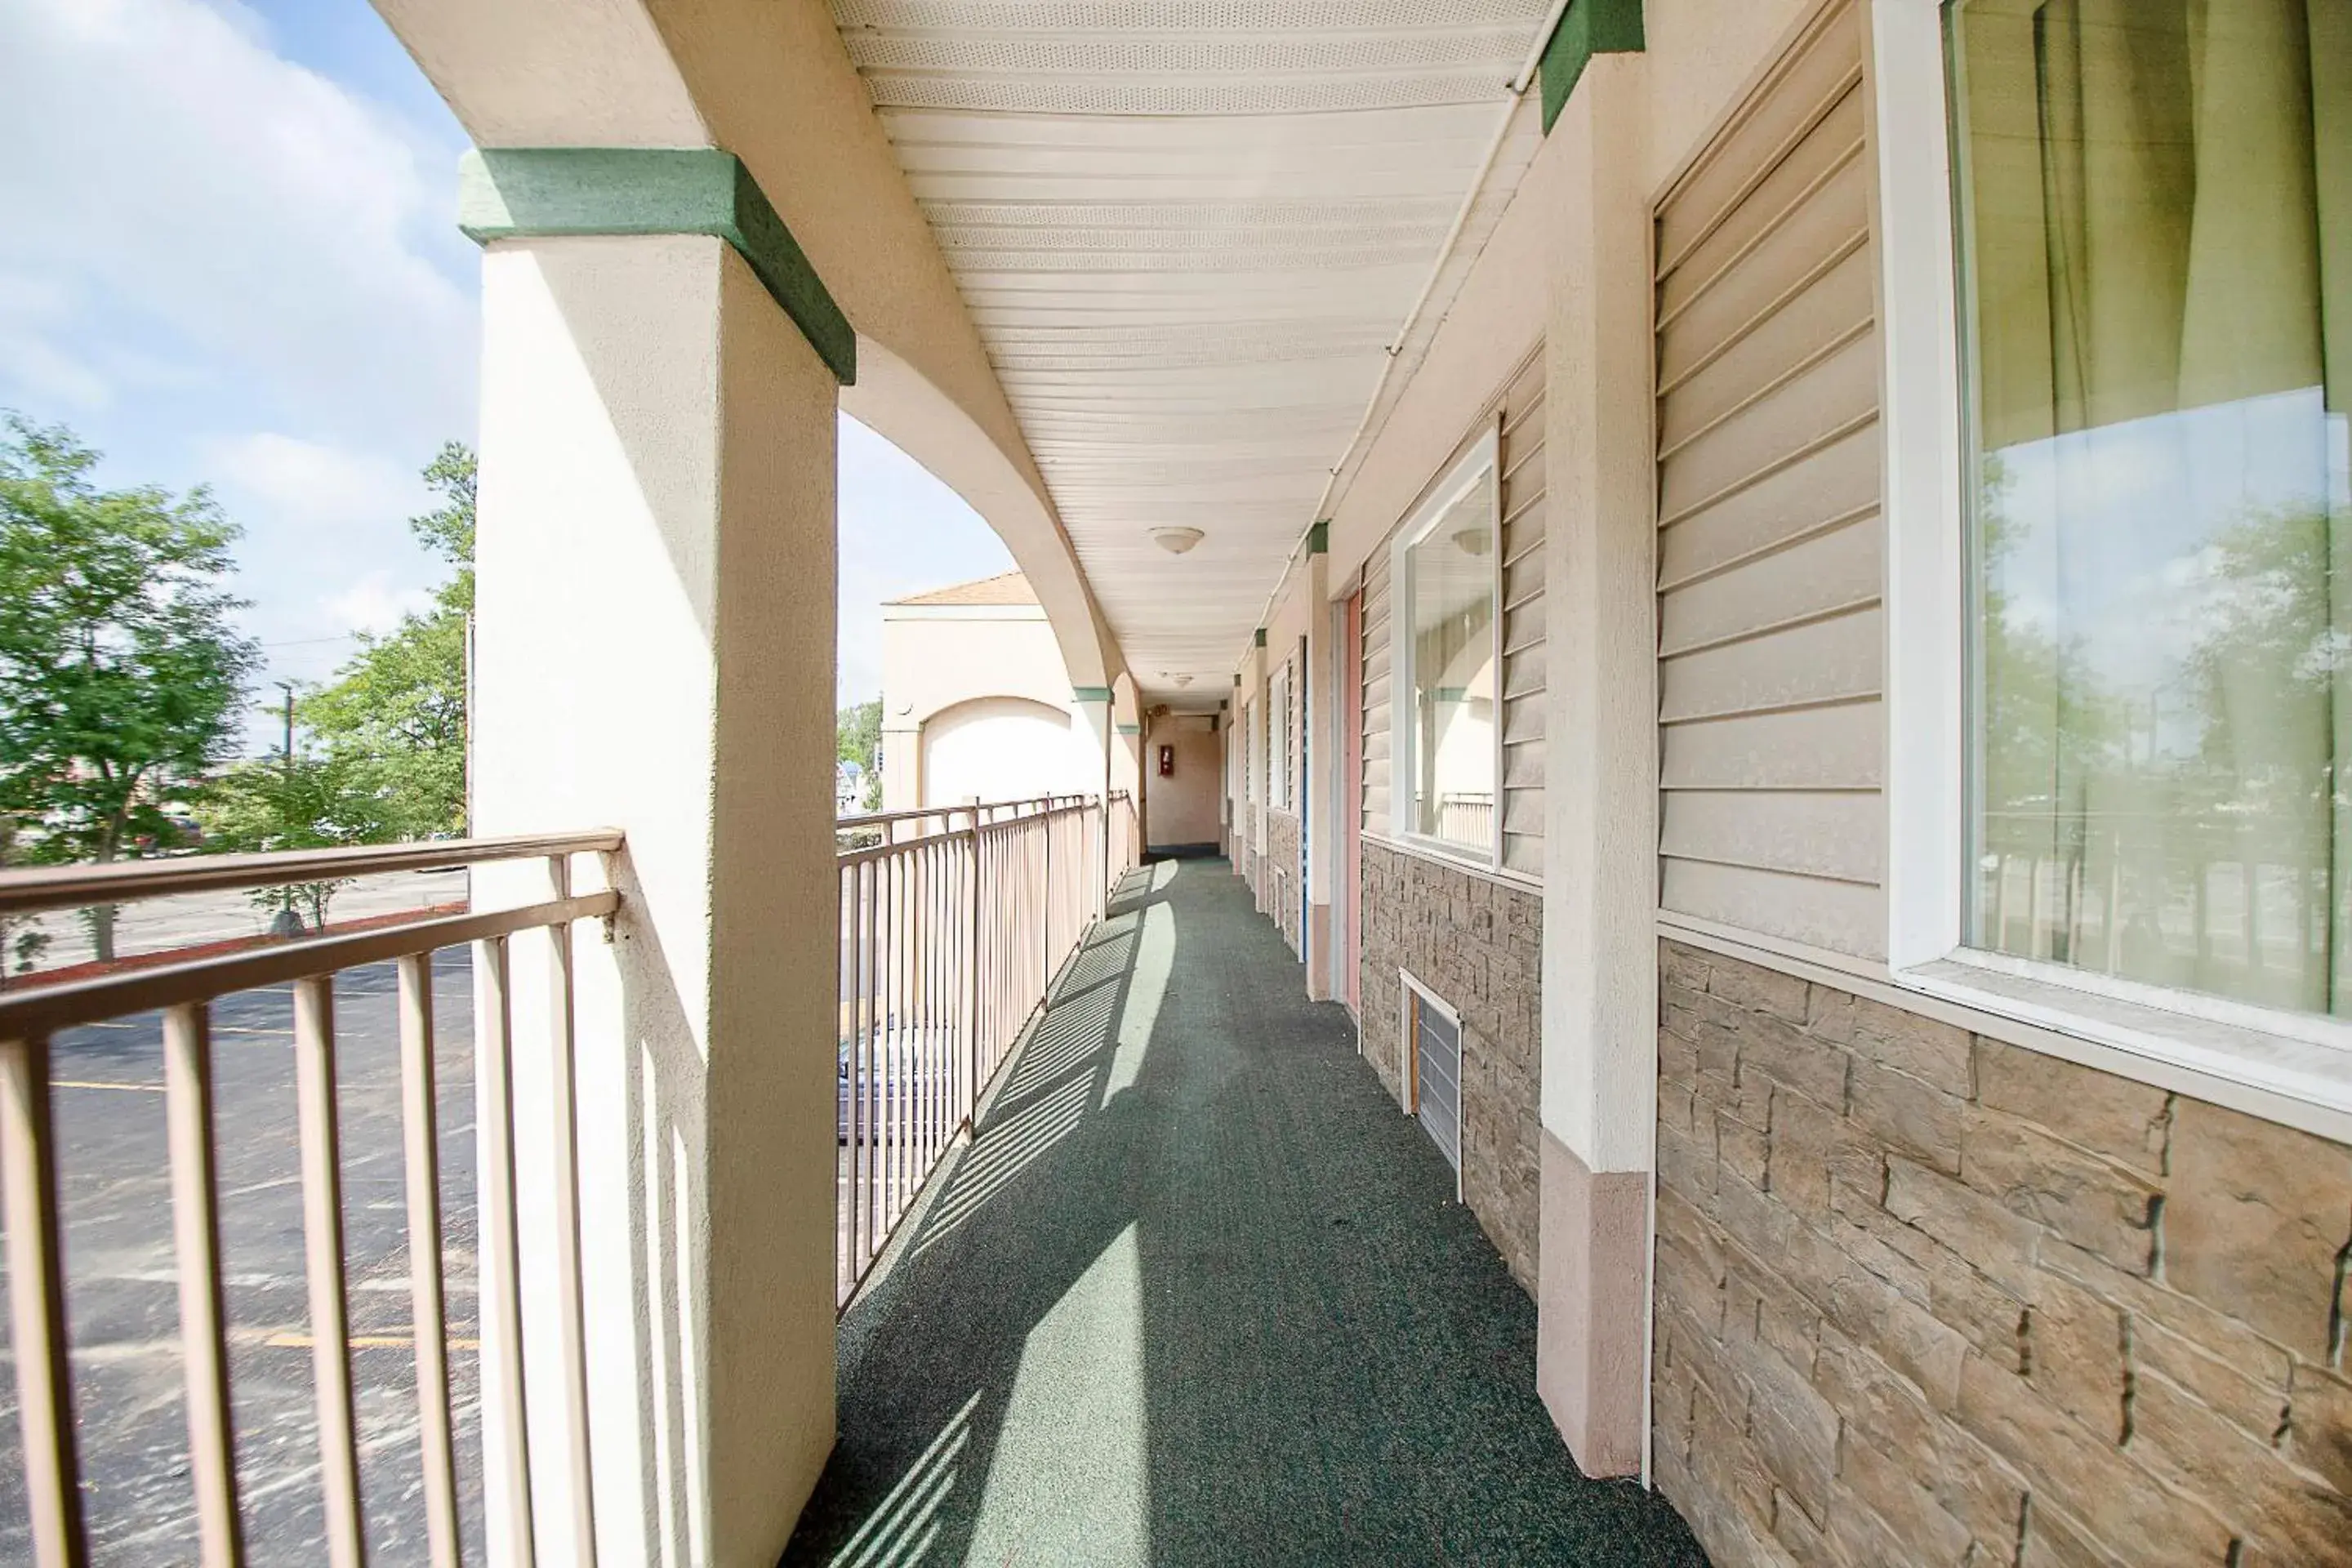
<box><xmin>916</xmin><ymin>695</ymin><xmax>1084</xmax><ymax>808</ymax></box>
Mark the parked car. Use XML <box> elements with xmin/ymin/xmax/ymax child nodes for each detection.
<box><xmin>837</xmin><ymin>1031</ymin><xmax>953</xmax><ymax>1144</ymax></box>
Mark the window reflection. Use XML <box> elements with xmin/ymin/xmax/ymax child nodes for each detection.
<box><xmin>1951</xmin><ymin>0</ymin><xmax>2351</xmax><ymax>1013</ymax></box>
<box><xmin>1407</xmin><ymin>470</ymin><xmax>1499</xmax><ymax>852</ymax></box>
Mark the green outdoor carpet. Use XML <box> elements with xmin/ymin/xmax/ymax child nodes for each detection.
<box><xmin>782</xmin><ymin>858</ymin><xmax>1708</xmax><ymax>1567</ymax></box>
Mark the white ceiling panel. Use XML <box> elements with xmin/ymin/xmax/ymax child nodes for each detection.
<box><xmin>833</xmin><ymin>0</ymin><xmax>1557</xmax><ymax>702</ymax></box>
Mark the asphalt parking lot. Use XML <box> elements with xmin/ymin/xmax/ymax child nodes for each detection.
<box><xmin>0</xmin><ymin>949</ymin><xmax>487</xmax><ymax>1564</ymax></box>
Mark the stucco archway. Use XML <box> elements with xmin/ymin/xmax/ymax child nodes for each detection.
<box><xmin>915</xmin><ymin>695</ymin><xmax>1085</xmax><ymax>808</ymax></box>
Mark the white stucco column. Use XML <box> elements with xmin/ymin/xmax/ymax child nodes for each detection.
<box><xmin>1535</xmin><ymin>54</ymin><xmax>1659</xmax><ymax>1480</ymax></box>
<box><xmin>1242</xmin><ymin>641</ymin><xmax>1268</xmax><ymax>898</ymax></box>
<box><xmin>1114</xmin><ymin>723</ymin><xmax>1142</xmax><ymax>810</ymax></box>
<box><xmin>878</xmin><ymin>715</ymin><xmax>920</xmax><ymax>812</ymax></box>
<box><xmin>465</xmin><ymin>147</ymin><xmax>851</xmax><ymax>1565</ymax></box>
<box><xmin>1069</xmin><ymin>687</ymin><xmax>1114</xmax><ymax>912</ymax></box>
<box><xmin>1111</xmin><ymin>675</ymin><xmax>1143</xmax><ymax>816</ymax></box>
<box><xmin>1300</xmin><ymin>546</ymin><xmax>1337</xmax><ymax>998</ymax></box>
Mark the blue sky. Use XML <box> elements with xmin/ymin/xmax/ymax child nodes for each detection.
<box><xmin>0</xmin><ymin>0</ymin><xmax>1011</xmax><ymax>752</ymax></box>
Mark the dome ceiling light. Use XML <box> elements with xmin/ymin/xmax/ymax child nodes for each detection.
<box><xmin>1151</xmin><ymin>526</ymin><xmax>1205</xmax><ymax>555</ymax></box>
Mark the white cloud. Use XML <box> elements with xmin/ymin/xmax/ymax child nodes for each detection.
<box><xmin>203</xmin><ymin>430</ymin><xmax>432</xmax><ymax>532</ymax></box>
<box><xmin>0</xmin><ymin>0</ymin><xmax>475</xmax><ymax>450</ymax></box>
<box><xmin>324</xmin><ymin>573</ymin><xmax>434</xmax><ymax>637</ymax></box>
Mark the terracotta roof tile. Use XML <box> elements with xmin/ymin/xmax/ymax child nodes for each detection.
<box><xmin>885</xmin><ymin>571</ymin><xmax>1036</xmax><ymax>607</ymax></box>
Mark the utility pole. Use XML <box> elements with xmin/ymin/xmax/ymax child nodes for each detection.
<box><xmin>277</xmin><ymin>681</ymin><xmax>296</xmax><ymax>777</ymax></box>
<box><xmin>271</xmin><ymin>681</ymin><xmax>301</xmax><ymax>937</ymax></box>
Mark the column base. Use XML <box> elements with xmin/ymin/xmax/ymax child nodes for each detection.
<box><xmin>1305</xmin><ymin>901</ymin><xmax>1332</xmax><ymax>1000</ymax></box>
<box><xmin>1535</xmin><ymin>1128</ymin><xmax>1649</xmax><ymax>1478</ymax></box>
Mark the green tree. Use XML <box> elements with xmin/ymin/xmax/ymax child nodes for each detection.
<box><xmin>197</xmin><ymin>751</ymin><xmax>403</xmax><ymax>930</ymax></box>
<box><xmin>838</xmin><ymin>697</ymin><xmax>881</xmax><ymax>810</ymax></box>
<box><xmin>0</xmin><ymin>415</ymin><xmax>260</xmax><ymax>959</ymax></box>
<box><xmin>304</xmin><ymin>442</ymin><xmax>473</xmax><ymax>836</ymax></box>
<box><xmin>0</xmin><ymin>813</ymin><xmax>54</xmax><ymax>985</ymax></box>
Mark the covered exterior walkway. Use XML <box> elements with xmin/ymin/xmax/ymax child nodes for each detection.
<box><xmin>786</xmin><ymin>860</ymin><xmax>1703</xmax><ymax>1566</ymax></box>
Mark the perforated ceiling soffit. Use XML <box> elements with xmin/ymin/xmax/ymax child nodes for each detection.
<box><xmin>834</xmin><ymin>0</ymin><xmax>1555</xmax><ymax>701</ymax></box>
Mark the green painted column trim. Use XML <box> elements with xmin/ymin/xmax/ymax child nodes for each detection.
<box><xmin>458</xmin><ymin>148</ymin><xmax>856</xmax><ymax>385</ymax></box>
<box><xmin>1071</xmin><ymin>685</ymin><xmax>1115</xmax><ymax>703</ymax></box>
<box><xmin>1116</xmin><ymin>723</ymin><xmax>1141</xmax><ymax>736</ymax></box>
<box><xmin>1254</xmin><ymin>628</ymin><xmax>1267</xmax><ymax>648</ymax></box>
<box><xmin>1306</xmin><ymin>520</ymin><xmax>1330</xmax><ymax>555</ymax></box>
<box><xmin>1539</xmin><ymin>0</ymin><xmax>1645</xmax><ymax>134</ymax></box>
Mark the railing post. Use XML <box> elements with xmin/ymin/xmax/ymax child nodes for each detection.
<box><xmin>543</xmin><ymin>854</ymin><xmax>599</xmax><ymax>1567</ymax></box>
<box><xmin>964</xmin><ymin>820</ymin><xmax>982</xmax><ymax>1130</ymax></box>
<box><xmin>163</xmin><ymin>1002</ymin><xmax>243</xmax><ymax>1568</ymax></box>
<box><xmin>395</xmin><ymin>956</ymin><xmax>463</xmax><ymax>1568</ymax></box>
<box><xmin>1</xmin><ymin>1032</ymin><xmax>87</xmax><ymax>1568</ymax></box>
<box><xmin>474</xmin><ymin>933</ymin><xmax>538</xmax><ymax>1567</ymax></box>
<box><xmin>292</xmin><ymin>976</ymin><xmax>365</xmax><ymax>1568</ymax></box>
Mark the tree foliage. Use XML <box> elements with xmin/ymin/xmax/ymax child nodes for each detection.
<box><xmin>0</xmin><ymin>814</ymin><xmax>53</xmax><ymax>983</ymax></box>
<box><xmin>303</xmin><ymin>442</ymin><xmax>474</xmax><ymax>837</ymax></box>
<box><xmin>838</xmin><ymin>698</ymin><xmax>881</xmax><ymax>810</ymax></box>
<box><xmin>198</xmin><ymin>751</ymin><xmax>404</xmax><ymax>929</ymax></box>
<box><xmin>0</xmin><ymin>414</ymin><xmax>259</xmax><ymax>956</ymax></box>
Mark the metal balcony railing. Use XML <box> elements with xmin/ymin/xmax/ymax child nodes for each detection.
<box><xmin>833</xmin><ymin>792</ymin><xmax>1138</xmax><ymax>1305</ymax></box>
<box><xmin>0</xmin><ymin>791</ymin><xmax>1145</xmax><ymax>1562</ymax></box>
<box><xmin>0</xmin><ymin>833</ymin><xmax>618</xmax><ymax>1568</ymax></box>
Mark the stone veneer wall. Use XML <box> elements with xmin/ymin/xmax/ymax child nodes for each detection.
<box><xmin>1265</xmin><ymin>810</ymin><xmax>1302</xmax><ymax>956</ymax></box>
<box><xmin>1652</xmin><ymin>938</ymin><xmax>2352</xmax><ymax>1568</ymax></box>
<box><xmin>1358</xmin><ymin>838</ymin><xmax>1543</xmax><ymax>1291</ymax></box>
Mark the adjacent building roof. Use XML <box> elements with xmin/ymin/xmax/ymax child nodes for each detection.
<box><xmin>885</xmin><ymin>571</ymin><xmax>1038</xmax><ymax>607</ymax></box>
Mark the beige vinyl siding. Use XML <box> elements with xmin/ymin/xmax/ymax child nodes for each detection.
<box><xmin>1360</xmin><ymin>344</ymin><xmax>1546</xmax><ymax>886</ymax></box>
<box><xmin>1653</xmin><ymin>0</ymin><xmax>1884</xmax><ymax>960</ymax></box>
<box><xmin>1497</xmin><ymin>350</ymin><xmax>1547</xmax><ymax>879</ymax></box>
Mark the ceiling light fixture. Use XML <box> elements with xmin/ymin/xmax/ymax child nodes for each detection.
<box><xmin>1151</xmin><ymin>527</ymin><xmax>1205</xmax><ymax>555</ymax></box>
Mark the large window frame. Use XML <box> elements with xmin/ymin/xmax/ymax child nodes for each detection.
<box><xmin>1874</xmin><ymin>0</ymin><xmax>2352</xmax><ymax>1116</ymax></box>
<box><xmin>1388</xmin><ymin>429</ymin><xmax>1505</xmax><ymax>870</ymax></box>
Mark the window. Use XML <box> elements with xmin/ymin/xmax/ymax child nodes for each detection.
<box><xmin>1947</xmin><ymin>0</ymin><xmax>2351</xmax><ymax>1016</ymax></box>
<box><xmin>1392</xmin><ymin>432</ymin><xmax>1502</xmax><ymax>861</ymax></box>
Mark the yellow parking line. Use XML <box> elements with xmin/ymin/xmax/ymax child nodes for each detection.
<box><xmin>51</xmin><ymin>1080</ymin><xmax>166</xmax><ymax>1094</ymax></box>
<box><xmin>265</xmin><ymin>1331</ymin><xmax>483</xmax><ymax>1352</ymax></box>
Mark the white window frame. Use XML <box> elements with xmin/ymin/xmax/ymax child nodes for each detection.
<box><xmin>1872</xmin><ymin>0</ymin><xmax>2352</xmax><ymax>1116</ymax></box>
<box><xmin>1388</xmin><ymin>428</ymin><xmax>1505</xmax><ymax>870</ymax></box>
